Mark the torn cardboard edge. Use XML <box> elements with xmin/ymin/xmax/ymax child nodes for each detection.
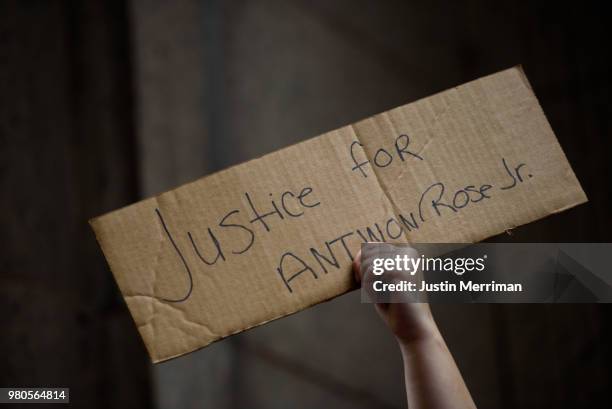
<box><xmin>90</xmin><ymin>66</ymin><xmax>587</xmax><ymax>363</ymax></box>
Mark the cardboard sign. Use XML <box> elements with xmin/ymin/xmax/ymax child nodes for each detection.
<box><xmin>90</xmin><ymin>67</ymin><xmax>587</xmax><ymax>362</ymax></box>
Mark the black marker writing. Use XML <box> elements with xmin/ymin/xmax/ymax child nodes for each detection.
<box><xmin>395</xmin><ymin>134</ymin><xmax>423</xmax><ymax>162</ymax></box>
<box><xmin>188</xmin><ymin>228</ymin><xmax>225</xmax><ymax>265</ymax></box>
<box><xmin>152</xmin><ymin>156</ymin><xmax>534</xmax><ymax>298</ymax></box>
<box><xmin>149</xmin><ymin>186</ymin><xmax>323</xmax><ymax>300</ymax></box>
<box><xmin>155</xmin><ymin>208</ymin><xmax>194</xmax><ymax>303</ymax></box>
<box><xmin>350</xmin><ymin>134</ymin><xmax>423</xmax><ymax>178</ymax></box>
<box><xmin>278</xmin><ymin>157</ymin><xmax>534</xmax><ymax>294</ymax></box>
<box><xmin>310</xmin><ymin>244</ymin><xmax>340</xmax><ymax>274</ymax></box>
<box><xmin>500</xmin><ymin>157</ymin><xmax>532</xmax><ymax>190</ymax></box>
<box><xmin>219</xmin><ymin>210</ymin><xmax>255</xmax><ymax>254</ymax></box>
<box><xmin>276</xmin><ymin>252</ymin><xmax>318</xmax><ymax>293</ymax></box>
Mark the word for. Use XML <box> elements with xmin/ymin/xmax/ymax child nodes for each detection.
<box><xmin>350</xmin><ymin>134</ymin><xmax>423</xmax><ymax>178</ymax></box>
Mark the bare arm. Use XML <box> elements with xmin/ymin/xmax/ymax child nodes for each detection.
<box><xmin>353</xmin><ymin>248</ymin><xmax>476</xmax><ymax>409</ymax></box>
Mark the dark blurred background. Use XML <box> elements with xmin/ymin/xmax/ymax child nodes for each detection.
<box><xmin>1</xmin><ymin>1</ymin><xmax>611</xmax><ymax>408</ymax></box>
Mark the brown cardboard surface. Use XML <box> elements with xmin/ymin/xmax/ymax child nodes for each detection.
<box><xmin>90</xmin><ymin>67</ymin><xmax>587</xmax><ymax>363</ymax></box>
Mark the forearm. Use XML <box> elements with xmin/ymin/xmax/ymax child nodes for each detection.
<box><xmin>354</xmin><ymin>248</ymin><xmax>476</xmax><ymax>408</ymax></box>
<box><xmin>398</xmin><ymin>321</ymin><xmax>476</xmax><ymax>409</ymax></box>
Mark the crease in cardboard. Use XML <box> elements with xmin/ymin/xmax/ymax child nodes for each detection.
<box><xmin>347</xmin><ymin>122</ymin><xmax>413</xmax><ymax>245</ymax></box>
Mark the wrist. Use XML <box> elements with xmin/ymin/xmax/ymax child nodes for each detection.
<box><xmin>395</xmin><ymin>315</ymin><xmax>441</xmax><ymax>351</ymax></box>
